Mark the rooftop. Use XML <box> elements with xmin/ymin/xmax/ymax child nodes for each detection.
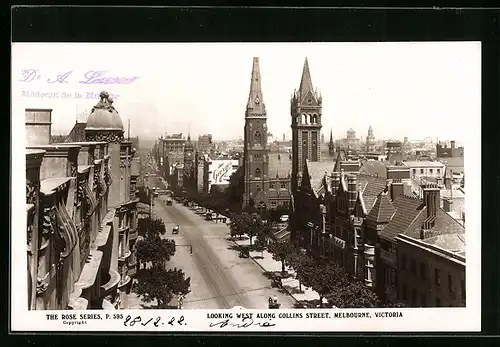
<box><xmin>268</xmin><ymin>152</ymin><xmax>292</xmax><ymax>178</ymax></box>
<box><xmin>424</xmin><ymin>233</ymin><xmax>466</xmax><ymax>257</ymax></box>
<box><xmin>379</xmin><ymin>195</ymin><xmax>425</xmax><ymax>242</ymax></box>
<box><xmin>359</xmin><ymin>160</ymin><xmax>390</xmax><ymax>178</ymax></box>
<box><xmin>403</xmin><ymin>161</ymin><xmax>446</xmax><ymax>167</ymax></box>
<box><xmin>305</xmin><ymin>160</ymin><xmax>335</xmax><ymax>195</ymax></box>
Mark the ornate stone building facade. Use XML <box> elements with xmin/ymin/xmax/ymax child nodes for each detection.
<box><xmin>25</xmin><ymin>91</ymin><xmax>138</xmax><ymax>310</ymax></box>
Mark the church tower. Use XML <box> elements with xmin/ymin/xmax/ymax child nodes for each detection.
<box><xmin>183</xmin><ymin>132</ymin><xmax>195</xmax><ymax>188</ymax></box>
<box><xmin>290</xmin><ymin>58</ymin><xmax>322</xmax><ymax>193</ymax></box>
<box><xmin>328</xmin><ymin>128</ymin><xmax>335</xmax><ymax>156</ymax></box>
<box><xmin>243</xmin><ymin>57</ymin><xmax>269</xmax><ymax>210</ymax></box>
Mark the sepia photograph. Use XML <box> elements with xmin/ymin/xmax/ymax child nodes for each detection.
<box><xmin>12</xmin><ymin>41</ymin><xmax>481</xmax><ymax>332</ymax></box>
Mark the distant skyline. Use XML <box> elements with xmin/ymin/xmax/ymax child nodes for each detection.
<box><xmin>13</xmin><ymin>42</ymin><xmax>480</xmax><ymax>143</ymax></box>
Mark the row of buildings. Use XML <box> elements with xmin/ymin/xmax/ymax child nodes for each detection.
<box><xmin>239</xmin><ymin>57</ymin><xmax>466</xmax><ymax>308</ymax></box>
<box><xmin>25</xmin><ymin>91</ymin><xmax>142</xmax><ymax>310</ymax></box>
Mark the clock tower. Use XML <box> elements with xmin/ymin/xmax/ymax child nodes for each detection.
<box><xmin>243</xmin><ymin>57</ymin><xmax>269</xmax><ymax>211</ymax></box>
<box><xmin>183</xmin><ymin>133</ymin><xmax>195</xmax><ymax>189</ymax></box>
<box><xmin>291</xmin><ymin>58</ymin><xmax>322</xmax><ymax>193</ymax></box>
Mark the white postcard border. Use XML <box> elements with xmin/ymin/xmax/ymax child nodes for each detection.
<box><xmin>11</xmin><ymin>42</ymin><xmax>482</xmax><ymax>333</ymax></box>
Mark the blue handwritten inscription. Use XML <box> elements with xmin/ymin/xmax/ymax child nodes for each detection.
<box><xmin>18</xmin><ymin>69</ymin><xmax>140</xmax><ymax>85</ymax></box>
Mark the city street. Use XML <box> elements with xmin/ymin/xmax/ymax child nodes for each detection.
<box><xmin>152</xmin><ymin>196</ymin><xmax>296</xmax><ymax>310</ymax></box>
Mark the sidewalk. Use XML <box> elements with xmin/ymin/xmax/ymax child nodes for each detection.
<box><xmin>232</xmin><ymin>237</ymin><xmax>320</xmax><ymax>304</ymax></box>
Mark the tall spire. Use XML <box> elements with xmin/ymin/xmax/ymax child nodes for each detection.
<box><xmin>329</xmin><ymin>128</ymin><xmax>333</xmax><ymax>144</ymax></box>
<box><xmin>299</xmin><ymin>57</ymin><xmax>315</xmax><ymax>98</ymax></box>
<box><xmin>246</xmin><ymin>57</ymin><xmax>266</xmax><ymax>115</ymax></box>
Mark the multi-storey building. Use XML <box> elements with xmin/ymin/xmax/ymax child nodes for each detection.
<box><xmin>436</xmin><ymin>140</ymin><xmax>464</xmax><ymax>159</ymax></box>
<box><xmin>160</xmin><ymin>133</ymin><xmax>186</xmax><ymax>179</ymax></box>
<box><xmin>197</xmin><ymin>134</ymin><xmax>213</xmax><ymax>154</ymax></box>
<box><xmin>386</xmin><ymin>141</ymin><xmax>403</xmax><ymax>164</ymax></box>
<box><xmin>25</xmin><ymin>91</ymin><xmax>138</xmax><ymax>310</ymax></box>
<box><xmin>242</xmin><ymin>57</ymin><xmax>292</xmax><ymax>211</ymax></box>
<box><xmin>182</xmin><ymin>134</ymin><xmax>195</xmax><ymax>189</ymax></box>
<box><xmin>395</xmin><ymin>233</ymin><xmax>465</xmax><ymax>307</ymax></box>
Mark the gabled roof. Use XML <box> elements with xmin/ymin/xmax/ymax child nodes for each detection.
<box><xmin>366</xmin><ymin>192</ymin><xmax>395</xmax><ymax>224</ymax></box>
<box><xmin>379</xmin><ymin>195</ymin><xmax>426</xmax><ymax>242</ymax></box>
<box><xmin>268</xmin><ymin>153</ymin><xmax>292</xmax><ymax>178</ymax></box>
<box><xmin>303</xmin><ymin>160</ymin><xmax>334</xmax><ymax>197</ymax></box>
<box><xmin>333</xmin><ymin>151</ymin><xmax>347</xmax><ymax>172</ymax></box>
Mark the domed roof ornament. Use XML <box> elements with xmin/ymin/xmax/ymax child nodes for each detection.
<box><xmin>85</xmin><ymin>90</ymin><xmax>124</xmax><ymax>142</ymax></box>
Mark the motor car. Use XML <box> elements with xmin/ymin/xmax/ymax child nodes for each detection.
<box><xmin>166</xmin><ymin>198</ymin><xmax>172</xmax><ymax>206</ymax></box>
<box><xmin>172</xmin><ymin>225</ymin><xmax>180</xmax><ymax>234</ymax></box>
<box><xmin>205</xmin><ymin>212</ymin><xmax>213</xmax><ymax>221</ymax></box>
<box><xmin>268</xmin><ymin>296</ymin><xmax>281</xmax><ymax>309</ymax></box>
<box><xmin>279</xmin><ymin>215</ymin><xmax>289</xmax><ymax>223</ymax></box>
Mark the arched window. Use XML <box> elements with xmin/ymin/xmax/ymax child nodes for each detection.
<box><xmin>296</xmin><ymin>115</ymin><xmax>300</xmax><ymax>124</ymax></box>
<box><xmin>302</xmin><ymin>114</ymin><xmax>308</xmax><ymax>124</ymax></box>
<box><xmin>310</xmin><ymin>114</ymin><xmax>315</xmax><ymax>124</ymax></box>
<box><xmin>254</xmin><ymin>131</ymin><xmax>261</xmax><ymax>145</ymax></box>
<box><xmin>255</xmin><ymin>168</ymin><xmax>261</xmax><ymax>178</ymax></box>
<box><xmin>312</xmin><ymin>114</ymin><xmax>318</xmax><ymax>124</ymax></box>
<box><xmin>256</xmin><ymin>184</ymin><xmax>261</xmax><ymax>191</ymax></box>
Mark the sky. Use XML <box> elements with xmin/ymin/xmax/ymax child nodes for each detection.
<box><xmin>12</xmin><ymin>42</ymin><xmax>480</xmax><ymax>142</ymax></box>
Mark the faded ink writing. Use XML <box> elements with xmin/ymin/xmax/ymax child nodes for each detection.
<box><xmin>18</xmin><ymin>69</ymin><xmax>140</xmax><ymax>85</ymax></box>
<box><xmin>208</xmin><ymin>317</ymin><xmax>276</xmax><ymax>328</ymax></box>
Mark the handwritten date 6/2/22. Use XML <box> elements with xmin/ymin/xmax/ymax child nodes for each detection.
<box><xmin>122</xmin><ymin>315</ymin><xmax>186</xmax><ymax>328</ymax></box>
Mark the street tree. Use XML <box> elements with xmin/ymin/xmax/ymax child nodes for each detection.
<box><xmin>326</xmin><ymin>279</ymin><xmax>380</xmax><ymax>308</ymax></box>
<box><xmin>138</xmin><ymin>216</ymin><xmax>167</xmax><ymax>238</ymax></box>
<box><xmin>134</xmin><ymin>266</ymin><xmax>191</xmax><ymax>309</ymax></box>
<box><xmin>286</xmin><ymin>251</ymin><xmax>315</xmax><ymax>292</ymax></box>
<box><xmin>267</xmin><ymin>240</ymin><xmax>295</xmax><ymax>273</ymax></box>
<box><xmin>136</xmin><ymin>237</ymin><xmax>176</xmax><ymax>269</ymax></box>
<box><xmin>299</xmin><ymin>260</ymin><xmax>349</xmax><ymax>307</ymax></box>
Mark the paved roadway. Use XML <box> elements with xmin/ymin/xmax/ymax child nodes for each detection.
<box><xmin>152</xmin><ymin>196</ymin><xmax>296</xmax><ymax>310</ymax></box>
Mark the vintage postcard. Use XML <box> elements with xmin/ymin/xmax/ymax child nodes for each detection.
<box><xmin>11</xmin><ymin>42</ymin><xmax>481</xmax><ymax>332</ymax></box>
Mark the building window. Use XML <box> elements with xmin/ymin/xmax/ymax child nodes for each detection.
<box><xmin>420</xmin><ymin>263</ymin><xmax>428</xmax><ymax>281</ymax></box>
<box><xmin>255</xmin><ymin>168</ymin><xmax>261</xmax><ymax>178</ymax></box>
<box><xmin>401</xmin><ymin>255</ymin><xmax>407</xmax><ymax>270</ymax></box>
<box><xmin>437</xmin><ymin>168</ymin><xmax>440</xmax><ymax>174</ymax></box>
<box><xmin>411</xmin><ymin>289</ymin><xmax>417</xmax><ymax>305</ymax></box>
<box><xmin>312</xmin><ymin>140</ymin><xmax>316</xmax><ymax>146</ymax></box>
<box><xmin>410</xmin><ymin>258</ymin><xmax>417</xmax><ymax>275</ymax></box>
<box><xmin>303</xmin><ymin>140</ymin><xmax>307</xmax><ymax>145</ymax></box>
<box><xmin>413</xmin><ymin>169</ymin><xmax>416</xmax><ymax>175</ymax></box>
<box><xmin>402</xmin><ymin>284</ymin><xmax>407</xmax><ymax>301</ymax></box>
<box><xmin>420</xmin><ymin>169</ymin><xmax>424</xmax><ymax>174</ymax></box>
<box><xmin>420</xmin><ymin>293</ymin><xmax>427</xmax><ymax>307</ymax></box>
<box><xmin>269</xmin><ymin>182</ymin><xmax>274</xmax><ymax>189</ymax></box>
<box><xmin>448</xmin><ymin>273</ymin><xmax>453</xmax><ymax>293</ymax></box>
<box><xmin>270</xmin><ymin>201</ymin><xmax>277</xmax><ymax>208</ymax></box>
<box><xmin>434</xmin><ymin>268</ymin><xmax>441</xmax><ymax>286</ymax></box>
<box><xmin>254</xmin><ymin>131</ymin><xmax>261</xmax><ymax>145</ymax></box>
<box><xmin>280</xmin><ymin>182</ymin><xmax>286</xmax><ymax>189</ymax></box>
<box><xmin>436</xmin><ymin>297</ymin><xmax>441</xmax><ymax>307</ymax></box>
<box><xmin>430</xmin><ymin>169</ymin><xmax>433</xmax><ymax>174</ymax></box>
<box><xmin>256</xmin><ymin>185</ymin><xmax>261</xmax><ymax>191</ymax></box>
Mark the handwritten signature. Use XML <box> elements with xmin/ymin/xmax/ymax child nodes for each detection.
<box><xmin>209</xmin><ymin>317</ymin><xmax>276</xmax><ymax>328</ymax></box>
<box><xmin>18</xmin><ymin>69</ymin><xmax>140</xmax><ymax>85</ymax></box>
<box><xmin>123</xmin><ymin>315</ymin><xmax>186</xmax><ymax>328</ymax></box>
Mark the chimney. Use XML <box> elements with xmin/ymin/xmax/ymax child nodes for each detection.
<box><xmin>390</xmin><ymin>178</ymin><xmax>404</xmax><ymax>201</ymax></box>
<box><xmin>451</xmin><ymin>140</ymin><xmax>456</xmax><ymax>150</ymax></box>
<box><xmin>423</xmin><ymin>183</ymin><xmax>440</xmax><ymax>218</ymax></box>
<box><xmin>347</xmin><ymin>175</ymin><xmax>357</xmax><ymax>214</ymax></box>
<box><xmin>331</xmin><ymin>171</ymin><xmax>340</xmax><ymax>200</ymax></box>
